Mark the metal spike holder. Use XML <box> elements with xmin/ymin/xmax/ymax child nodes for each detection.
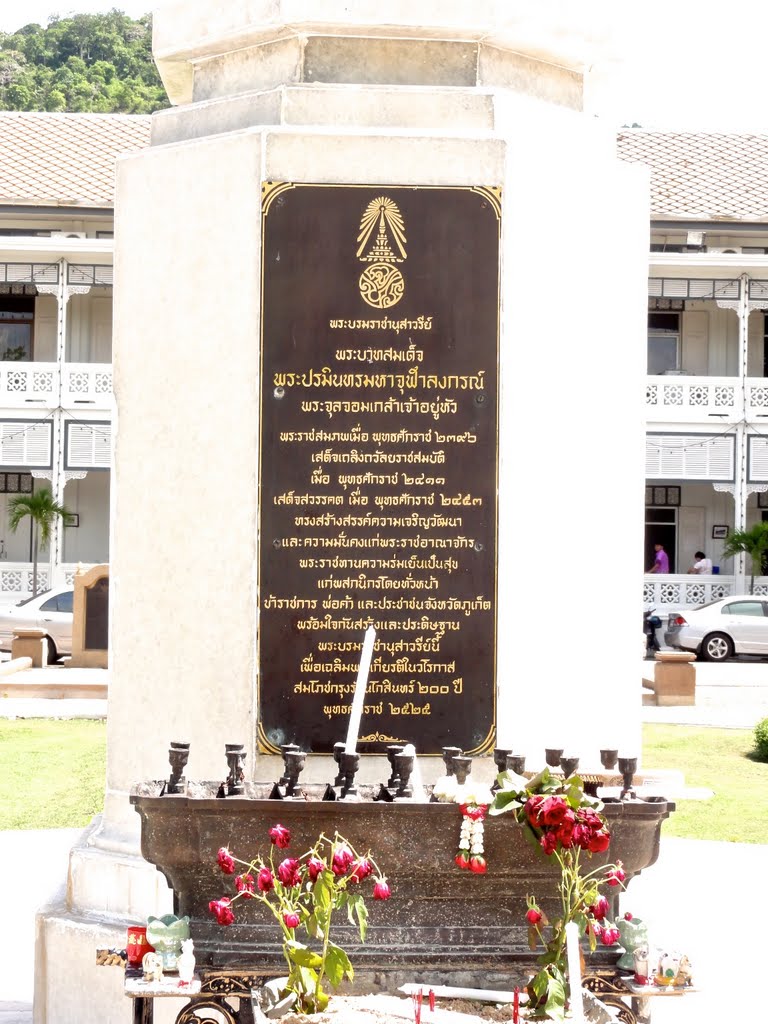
<box><xmin>166</xmin><ymin>742</ymin><xmax>190</xmax><ymax>795</ymax></box>
<box><xmin>225</xmin><ymin>743</ymin><xmax>246</xmax><ymax>797</ymax></box>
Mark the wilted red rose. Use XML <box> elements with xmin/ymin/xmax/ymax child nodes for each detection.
<box><xmin>526</xmin><ymin>907</ymin><xmax>542</xmax><ymax>925</ymax></box>
<box><xmin>332</xmin><ymin>846</ymin><xmax>354</xmax><ymax>876</ymax></box>
<box><xmin>235</xmin><ymin>873</ymin><xmax>255</xmax><ymax>899</ymax></box>
<box><xmin>269</xmin><ymin>824</ymin><xmax>291</xmax><ymax>849</ymax></box>
<box><xmin>556</xmin><ymin>812</ymin><xmax>576</xmax><ymax>848</ymax></box>
<box><xmin>257</xmin><ymin>866</ymin><xmax>274</xmax><ymax>892</ymax></box>
<box><xmin>373</xmin><ymin>877</ymin><xmax>391</xmax><ymax>900</ymax></box>
<box><xmin>306</xmin><ymin>857</ymin><xmax>326</xmax><ymax>882</ymax></box>
<box><xmin>277</xmin><ymin>857</ymin><xmax>301</xmax><ymax>887</ymax></box>
<box><xmin>524</xmin><ymin>795</ymin><xmax>545</xmax><ymax>827</ymax></box>
<box><xmin>601</xmin><ymin>926</ymin><xmax>620</xmax><ymax>945</ymax></box>
<box><xmin>348</xmin><ymin>857</ymin><xmax>373</xmax><ymax>884</ymax></box>
<box><xmin>209</xmin><ymin>897</ymin><xmax>235</xmax><ymax>926</ymax></box>
<box><xmin>540</xmin><ymin>830</ymin><xmax>558</xmax><ymax>856</ymax></box>
<box><xmin>283</xmin><ymin>911</ymin><xmax>301</xmax><ymax>930</ymax></box>
<box><xmin>572</xmin><ymin>823</ymin><xmax>592</xmax><ymax>849</ymax></box>
<box><xmin>539</xmin><ymin>796</ymin><xmax>568</xmax><ymax>826</ymax></box>
<box><xmin>586</xmin><ymin>921</ymin><xmax>602</xmax><ymax>941</ymax></box>
<box><xmin>605</xmin><ymin>862</ymin><xmax>626</xmax><ymax>887</ymax></box>
<box><xmin>469</xmin><ymin>856</ymin><xmax>487</xmax><ymax>874</ymax></box>
<box><xmin>624</xmin><ymin>912</ymin><xmax>633</xmax><ymax>921</ymax></box>
<box><xmin>455</xmin><ymin>852</ymin><xmax>470</xmax><ymax>870</ymax></box>
<box><xmin>217</xmin><ymin>847</ymin><xmax>235</xmax><ymax>874</ymax></box>
<box><xmin>589</xmin><ymin>895</ymin><xmax>609</xmax><ymax>921</ymax></box>
<box><xmin>588</xmin><ymin>829</ymin><xmax>611</xmax><ymax>853</ymax></box>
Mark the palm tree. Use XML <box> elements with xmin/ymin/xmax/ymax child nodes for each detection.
<box><xmin>721</xmin><ymin>522</ymin><xmax>768</xmax><ymax>594</ymax></box>
<box><xmin>7</xmin><ymin>486</ymin><xmax>74</xmax><ymax>597</ymax></box>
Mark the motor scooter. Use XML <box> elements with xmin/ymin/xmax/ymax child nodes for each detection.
<box><xmin>644</xmin><ymin>606</ymin><xmax>662</xmax><ymax>659</ymax></box>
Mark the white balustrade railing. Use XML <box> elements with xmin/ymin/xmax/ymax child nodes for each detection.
<box><xmin>0</xmin><ymin>362</ymin><xmax>58</xmax><ymax>404</ymax></box>
<box><xmin>0</xmin><ymin>362</ymin><xmax>113</xmax><ymax>410</ymax></box>
<box><xmin>62</xmin><ymin>363</ymin><xmax>113</xmax><ymax>407</ymax></box>
<box><xmin>643</xmin><ymin>573</ymin><xmax>735</xmax><ymax>617</ymax></box>
<box><xmin>0</xmin><ymin>562</ymin><xmax>92</xmax><ymax>604</ymax></box>
<box><xmin>645</xmin><ymin>375</ymin><xmax>739</xmax><ymax>420</ymax></box>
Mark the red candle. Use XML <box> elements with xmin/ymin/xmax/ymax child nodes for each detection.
<box><xmin>513</xmin><ymin>986</ymin><xmax>520</xmax><ymax>1024</ymax></box>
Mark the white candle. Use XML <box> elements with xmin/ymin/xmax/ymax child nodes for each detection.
<box><xmin>345</xmin><ymin>624</ymin><xmax>376</xmax><ymax>754</ymax></box>
<box><xmin>565</xmin><ymin>922</ymin><xmax>584</xmax><ymax>1022</ymax></box>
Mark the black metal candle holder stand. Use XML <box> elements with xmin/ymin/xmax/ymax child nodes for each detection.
<box><xmin>165</xmin><ymin>741</ymin><xmax>190</xmax><ymax>796</ymax></box>
<box><xmin>393</xmin><ymin>752</ymin><xmax>414</xmax><ymax>798</ymax></box>
<box><xmin>386</xmin><ymin>744</ymin><xmax>404</xmax><ymax>789</ymax></box>
<box><xmin>545</xmin><ymin>747</ymin><xmax>564</xmax><ymax>768</ymax></box>
<box><xmin>618</xmin><ymin>756</ymin><xmax>638</xmax><ymax>799</ymax></box>
<box><xmin>283</xmin><ymin>751</ymin><xmax>306</xmax><ymax>798</ymax></box>
<box><xmin>452</xmin><ymin>755</ymin><xmax>473</xmax><ymax>785</ymax></box>
<box><xmin>278</xmin><ymin>744</ymin><xmax>301</xmax><ymax>786</ymax></box>
<box><xmin>225</xmin><ymin>744</ymin><xmax>246</xmax><ymax>796</ymax></box>
<box><xmin>559</xmin><ymin>756</ymin><xmax>580</xmax><ymax>779</ymax></box>
<box><xmin>332</xmin><ymin>742</ymin><xmax>347</xmax><ymax>787</ymax></box>
<box><xmin>441</xmin><ymin>746</ymin><xmax>463</xmax><ymax>776</ymax></box>
<box><xmin>600</xmin><ymin>749</ymin><xmax>619</xmax><ymax>771</ymax></box>
<box><xmin>339</xmin><ymin>752</ymin><xmax>360</xmax><ymax>799</ymax></box>
<box><xmin>506</xmin><ymin>753</ymin><xmax>526</xmax><ymax>775</ymax></box>
<box><xmin>491</xmin><ymin>747</ymin><xmax>512</xmax><ymax>791</ymax></box>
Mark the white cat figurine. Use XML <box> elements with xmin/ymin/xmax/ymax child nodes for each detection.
<box><xmin>177</xmin><ymin>939</ymin><xmax>196</xmax><ymax>984</ymax></box>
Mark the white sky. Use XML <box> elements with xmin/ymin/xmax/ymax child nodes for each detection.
<box><xmin>1</xmin><ymin>1</ymin><xmax>768</xmax><ymax>131</ymax></box>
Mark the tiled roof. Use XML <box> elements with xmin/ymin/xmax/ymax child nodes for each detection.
<box><xmin>617</xmin><ymin>131</ymin><xmax>768</xmax><ymax>222</ymax></box>
<box><xmin>0</xmin><ymin>112</ymin><xmax>151</xmax><ymax>208</ymax></box>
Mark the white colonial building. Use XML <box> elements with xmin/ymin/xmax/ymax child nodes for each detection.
<box><xmin>0</xmin><ymin>112</ymin><xmax>149</xmax><ymax>599</ymax></box>
<box><xmin>619</xmin><ymin>131</ymin><xmax>768</xmax><ymax>611</ymax></box>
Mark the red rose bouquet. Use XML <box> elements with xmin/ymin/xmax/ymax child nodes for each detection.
<box><xmin>490</xmin><ymin>768</ymin><xmax>625</xmax><ymax>1022</ymax></box>
<box><xmin>209</xmin><ymin>826</ymin><xmax>390</xmax><ymax>1014</ymax></box>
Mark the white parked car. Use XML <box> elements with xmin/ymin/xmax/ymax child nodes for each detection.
<box><xmin>0</xmin><ymin>587</ymin><xmax>73</xmax><ymax>663</ymax></box>
<box><xmin>665</xmin><ymin>595</ymin><xmax>768</xmax><ymax>662</ymax></box>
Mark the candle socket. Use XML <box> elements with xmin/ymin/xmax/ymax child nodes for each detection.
<box><xmin>600</xmin><ymin>749</ymin><xmax>619</xmax><ymax>771</ymax></box>
<box><xmin>332</xmin><ymin>741</ymin><xmax>346</xmax><ymax>787</ymax></box>
<box><xmin>559</xmin><ymin>756</ymin><xmax>580</xmax><ymax>779</ymax></box>
<box><xmin>283</xmin><ymin>751</ymin><xmax>306</xmax><ymax>798</ymax></box>
<box><xmin>166</xmin><ymin>742</ymin><xmax>190</xmax><ymax>795</ymax></box>
<box><xmin>506</xmin><ymin>753</ymin><xmax>526</xmax><ymax>775</ymax></box>
<box><xmin>545</xmin><ymin>747</ymin><xmax>564</xmax><ymax>768</ymax></box>
<box><xmin>339</xmin><ymin>752</ymin><xmax>360</xmax><ymax>799</ymax></box>
<box><xmin>225</xmin><ymin>744</ymin><xmax>246</xmax><ymax>796</ymax></box>
<box><xmin>386</xmin><ymin>744</ymin><xmax>404</xmax><ymax>789</ymax></box>
<box><xmin>393</xmin><ymin>753</ymin><xmax>414</xmax><ymax>798</ymax></box>
<box><xmin>441</xmin><ymin>746</ymin><xmax>463</xmax><ymax>776</ymax></box>
<box><xmin>278</xmin><ymin>744</ymin><xmax>301</xmax><ymax>786</ymax></box>
<box><xmin>452</xmin><ymin>755</ymin><xmax>472</xmax><ymax>785</ymax></box>
<box><xmin>492</xmin><ymin>748</ymin><xmax>512</xmax><ymax>791</ymax></box>
<box><xmin>618</xmin><ymin>756</ymin><xmax>638</xmax><ymax>799</ymax></box>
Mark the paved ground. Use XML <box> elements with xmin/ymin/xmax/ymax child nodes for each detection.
<box><xmin>0</xmin><ymin>660</ymin><xmax>765</xmax><ymax>1023</ymax></box>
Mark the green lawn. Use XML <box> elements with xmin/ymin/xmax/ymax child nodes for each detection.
<box><xmin>643</xmin><ymin>723</ymin><xmax>768</xmax><ymax>844</ymax></box>
<box><xmin>0</xmin><ymin>717</ymin><xmax>106</xmax><ymax>829</ymax></box>
<box><xmin>0</xmin><ymin>719</ymin><xmax>765</xmax><ymax>843</ymax></box>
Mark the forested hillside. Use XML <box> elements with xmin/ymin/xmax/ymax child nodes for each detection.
<box><xmin>0</xmin><ymin>10</ymin><xmax>168</xmax><ymax>113</ymax></box>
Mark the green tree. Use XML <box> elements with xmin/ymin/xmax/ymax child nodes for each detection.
<box><xmin>7</xmin><ymin>486</ymin><xmax>74</xmax><ymax>597</ymax></box>
<box><xmin>0</xmin><ymin>11</ymin><xmax>168</xmax><ymax>113</ymax></box>
<box><xmin>721</xmin><ymin>522</ymin><xmax>768</xmax><ymax>593</ymax></box>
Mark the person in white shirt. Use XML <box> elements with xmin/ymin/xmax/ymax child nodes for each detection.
<box><xmin>688</xmin><ymin>550</ymin><xmax>713</xmax><ymax>574</ymax></box>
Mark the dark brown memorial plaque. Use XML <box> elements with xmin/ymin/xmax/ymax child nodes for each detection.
<box><xmin>84</xmin><ymin>576</ymin><xmax>109</xmax><ymax>651</ymax></box>
<box><xmin>257</xmin><ymin>183</ymin><xmax>500</xmax><ymax>755</ymax></box>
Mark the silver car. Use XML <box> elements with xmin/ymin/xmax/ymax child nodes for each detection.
<box><xmin>0</xmin><ymin>587</ymin><xmax>74</xmax><ymax>663</ymax></box>
<box><xmin>665</xmin><ymin>595</ymin><xmax>768</xmax><ymax>662</ymax></box>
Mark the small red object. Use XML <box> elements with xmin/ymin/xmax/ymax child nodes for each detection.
<box><xmin>513</xmin><ymin>986</ymin><xmax>520</xmax><ymax>1024</ymax></box>
<box><xmin>126</xmin><ymin>926</ymin><xmax>153</xmax><ymax>966</ymax></box>
<box><xmin>411</xmin><ymin>988</ymin><xmax>423</xmax><ymax>1024</ymax></box>
<box><xmin>429</xmin><ymin>989</ymin><xmax>435</xmax><ymax>1012</ymax></box>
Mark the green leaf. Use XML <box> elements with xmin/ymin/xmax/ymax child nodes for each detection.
<box><xmin>324</xmin><ymin>942</ymin><xmax>353</xmax><ymax>988</ymax></box>
<box><xmin>488</xmin><ymin>790</ymin><xmax>523</xmax><ymax>815</ymax></box>
<box><xmin>545</xmin><ymin>972</ymin><xmax>567</xmax><ymax>1023</ymax></box>
<box><xmin>313</xmin><ymin>871</ymin><xmax>333</xmax><ymax>913</ymax></box>
<box><xmin>305</xmin><ymin>913</ymin><xmax>320</xmax><ymax>939</ymax></box>
<box><xmin>297</xmin><ymin>965</ymin><xmax>318</xmax><ymax>995</ymax></box>
<box><xmin>355</xmin><ymin>895</ymin><xmax>369</xmax><ymax>942</ymax></box>
<box><xmin>285</xmin><ymin>941</ymin><xmax>323</xmax><ymax>969</ymax></box>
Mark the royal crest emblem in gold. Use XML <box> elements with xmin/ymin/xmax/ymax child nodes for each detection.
<box><xmin>356</xmin><ymin>196</ymin><xmax>406</xmax><ymax>309</ymax></box>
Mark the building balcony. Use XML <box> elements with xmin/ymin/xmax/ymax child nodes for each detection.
<box><xmin>645</xmin><ymin>374</ymin><xmax>768</xmax><ymax>422</ymax></box>
<box><xmin>0</xmin><ymin>362</ymin><xmax>112</xmax><ymax>410</ymax></box>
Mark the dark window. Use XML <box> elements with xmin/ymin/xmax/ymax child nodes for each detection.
<box><xmin>40</xmin><ymin>590</ymin><xmax>73</xmax><ymax>613</ymax></box>
<box><xmin>0</xmin><ymin>295</ymin><xmax>34</xmax><ymax>361</ymax></box>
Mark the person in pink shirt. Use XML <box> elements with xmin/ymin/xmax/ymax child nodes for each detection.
<box><xmin>647</xmin><ymin>543</ymin><xmax>670</xmax><ymax>574</ymax></box>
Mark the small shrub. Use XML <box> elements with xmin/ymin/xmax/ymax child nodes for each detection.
<box><xmin>755</xmin><ymin>717</ymin><xmax>768</xmax><ymax>761</ymax></box>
